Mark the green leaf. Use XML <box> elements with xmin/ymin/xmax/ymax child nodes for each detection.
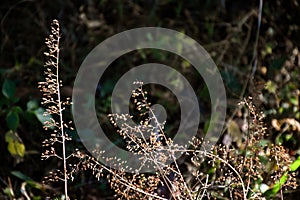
<box><xmin>6</xmin><ymin>110</ymin><xmax>19</xmax><ymax>131</ymax></box>
<box><xmin>285</xmin><ymin>133</ymin><xmax>293</xmax><ymax>141</ymax></box>
<box><xmin>259</xmin><ymin>139</ymin><xmax>270</xmax><ymax>147</ymax></box>
<box><xmin>275</xmin><ymin>134</ymin><xmax>283</xmax><ymax>145</ymax></box>
<box><xmin>27</xmin><ymin>180</ymin><xmax>44</xmax><ymax>190</ymax></box>
<box><xmin>181</xmin><ymin>60</ymin><xmax>190</xmax><ymax>69</ymax></box>
<box><xmin>290</xmin><ymin>156</ymin><xmax>300</xmax><ymax>172</ymax></box>
<box><xmin>11</xmin><ymin>171</ymin><xmax>32</xmax><ymax>181</ymax></box>
<box><xmin>279</xmin><ymin>173</ymin><xmax>288</xmax><ymax>184</ymax></box>
<box><xmin>32</xmin><ymin>196</ymin><xmax>42</xmax><ymax>200</ymax></box>
<box><xmin>272</xmin><ymin>181</ymin><xmax>281</xmax><ymax>194</ymax></box>
<box><xmin>265</xmin><ymin>80</ymin><xmax>277</xmax><ymax>94</ymax></box>
<box><xmin>11</xmin><ymin>96</ymin><xmax>20</xmax><ymax>103</ymax></box>
<box><xmin>199</xmin><ymin>85</ymin><xmax>209</xmax><ymax>100</ymax></box>
<box><xmin>12</xmin><ymin>106</ymin><xmax>23</xmax><ymax>113</ymax></box>
<box><xmin>5</xmin><ymin>131</ymin><xmax>25</xmax><ymax>157</ymax></box>
<box><xmin>290</xmin><ymin>96</ymin><xmax>298</xmax><ymax>106</ymax></box>
<box><xmin>265</xmin><ymin>44</ymin><xmax>272</xmax><ymax>54</ymax></box>
<box><xmin>207</xmin><ymin>167</ymin><xmax>216</xmax><ymax>174</ymax></box>
<box><xmin>33</xmin><ymin>107</ymin><xmax>54</xmax><ymax>129</ymax></box>
<box><xmin>27</xmin><ymin>100</ymin><xmax>38</xmax><ymax>111</ymax></box>
<box><xmin>2</xmin><ymin>79</ymin><xmax>16</xmax><ymax>99</ymax></box>
<box><xmin>11</xmin><ymin>171</ymin><xmax>43</xmax><ymax>190</ymax></box>
<box><xmin>3</xmin><ymin>187</ymin><xmax>14</xmax><ymax>197</ymax></box>
<box><xmin>272</xmin><ymin>172</ymin><xmax>288</xmax><ymax>194</ymax></box>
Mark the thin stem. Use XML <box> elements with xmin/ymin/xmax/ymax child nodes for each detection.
<box><xmin>91</xmin><ymin>158</ymin><xmax>167</xmax><ymax>200</ymax></box>
<box><xmin>176</xmin><ymin>149</ymin><xmax>247</xmax><ymax>200</ymax></box>
<box><xmin>140</xmin><ymin>87</ymin><xmax>192</xmax><ymax>199</ymax></box>
<box><xmin>199</xmin><ymin>174</ymin><xmax>209</xmax><ymax>200</ymax></box>
<box><xmin>54</xmin><ymin>26</ymin><xmax>68</xmax><ymax>200</ymax></box>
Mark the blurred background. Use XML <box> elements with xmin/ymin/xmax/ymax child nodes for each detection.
<box><xmin>0</xmin><ymin>0</ymin><xmax>300</xmax><ymax>199</ymax></box>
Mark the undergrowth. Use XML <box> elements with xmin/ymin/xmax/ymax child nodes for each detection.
<box><xmin>40</xmin><ymin>20</ymin><xmax>298</xmax><ymax>200</ymax></box>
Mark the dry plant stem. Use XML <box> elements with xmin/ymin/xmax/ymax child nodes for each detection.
<box><xmin>123</xmin><ymin>86</ymin><xmax>182</xmax><ymax>198</ymax></box>
<box><xmin>148</xmin><ymin>116</ymin><xmax>192</xmax><ymax>199</ymax></box>
<box><xmin>124</xmin><ymin>123</ymin><xmax>176</xmax><ymax>199</ymax></box>
<box><xmin>81</xmin><ymin>122</ymin><xmax>166</xmax><ymax>198</ymax></box>
<box><xmin>141</xmin><ymin>88</ymin><xmax>193</xmax><ymax>199</ymax></box>
<box><xmin>205</xmin><ymin>151</ymin><xmax>246</xmax><ymax>200</ymax></box>
<box><xmin>107</xmin><ymin>85</ymin><xmax>297</xmax><ymax>199</ymax></box>
<box><xmin>176</xmin><ymin>149</ymin><xmax>247</xmax><ymax>200</ymax></box>
<box><xmin>40</xmin><ymin>20</ymin><xmax>69</xmax><ymax>200</ymax></box>
<box><xmin>198</xmin><ymin>175</ymin><xmax>209</xmax><ymax>200</ymax></box>
<box><xmin>81</xmin><ymin>154</ymin><xmax>167</xmax><ymax>200</ymax></box>
<box><xmin>55</xmin><ymin>32</ymin><xmax>68</xmax><ymax>200</ymax></box>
